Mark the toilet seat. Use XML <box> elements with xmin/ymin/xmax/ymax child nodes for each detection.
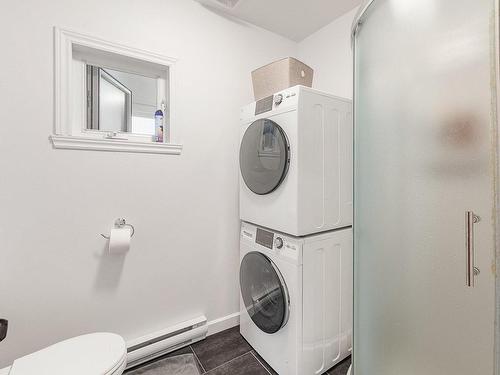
<box><xmin>7</xmin><ymin>333</ymin><xmax>126</xmax><ymax>375</ymax></box>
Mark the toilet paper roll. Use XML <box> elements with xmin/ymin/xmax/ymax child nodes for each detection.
<box><xmin>108</xmin><ymin>227</ymin><xmax>131</xmax><ymax>254</ymax></box>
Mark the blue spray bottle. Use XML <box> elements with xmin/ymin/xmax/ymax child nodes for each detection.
<box><xmin>154</xmin><ymin>108</ymin><xmax>164</xmax><ymax>143</ymax></box>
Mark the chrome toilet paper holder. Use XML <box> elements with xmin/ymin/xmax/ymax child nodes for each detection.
<box><xmin>101</xmin><ymin>218</ymin><xmax>135</xmax><ymax>239</ymax></box>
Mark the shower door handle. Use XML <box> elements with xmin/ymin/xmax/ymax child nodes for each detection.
<box><xmin>465</xmin><ymin>211</ymin><xmax>480</xmax><ymax>287</ymax></box>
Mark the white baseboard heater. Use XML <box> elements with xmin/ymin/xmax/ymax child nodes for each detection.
<box><xmin>126</xmin><ymin>315</ymin><xmax>208</xmax><ymax>369</ymax></box>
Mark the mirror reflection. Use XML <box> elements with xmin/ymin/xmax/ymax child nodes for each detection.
<box><xmin>86</xmin><ymin>65</ymin><xmax>160</xmax><ymax>136</ymax></box>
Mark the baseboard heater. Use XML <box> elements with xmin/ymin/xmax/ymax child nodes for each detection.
<box><xmin>126</xmin><ymin>315</ymin><xmax>208</xmax><ymax>369</ymax></box>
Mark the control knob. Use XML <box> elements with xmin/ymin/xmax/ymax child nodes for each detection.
<box><xmin>274</xmin><ymin>94</ymin><xmax>283</xmax><ymax>106</ymax></box>
<box><xmin>274</xmin><ymin>237</ymin><xmax>284</xmax><ymax>249</ymax></box>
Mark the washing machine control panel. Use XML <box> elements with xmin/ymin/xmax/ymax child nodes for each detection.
<box><xmin>241</xmin><ymin>223</ymin><xmax>300</xmax><ymax>263</ymax></box>
<box><xmin>255</xmin><ymin>228</ymin><xmax>274</xmax><ymax>249</ymax></box>
<box><xmin>255</xmin><ymin>229</ymin><xmax>286</xmax><ymax>251</ymax></box>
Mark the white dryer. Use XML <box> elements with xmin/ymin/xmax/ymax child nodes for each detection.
<box><xmin>239</xmin><ymin>85</ymin><xmax>352</xmax><ymax>236</ymax></box>
<box><xmin>239</xmin><ymin>221</ymin><xmax>352</xmax><ymax>375</ymax></box>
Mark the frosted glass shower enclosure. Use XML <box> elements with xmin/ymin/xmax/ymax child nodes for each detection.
<box><xmin>352</xmin><ymin>0</ymin><xmax>498</xmax><ymax>374</ymax></box>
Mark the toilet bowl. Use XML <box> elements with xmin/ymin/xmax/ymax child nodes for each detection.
<box><xmin>0</xmin><ymin>332</ymin><xmax>126</xmax><ymax>375</ymax></box>
<box><xmin>347</xmin><ymin>364</ymin><xmax>352</xmax><ymax>375</ymax></box>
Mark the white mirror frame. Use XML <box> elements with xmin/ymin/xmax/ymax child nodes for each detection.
<box><xmin>50</xmin><ymin>27</ymin><xmax>182</xmax><ymax>155</ymax></box>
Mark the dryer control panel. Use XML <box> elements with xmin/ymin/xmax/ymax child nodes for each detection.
<box><xmin>241</xmin><ymin>86</ymin><xmax>301</xmax><ymax>121</ymax></box>
<box><xmin>254</xmin><ymin>95</ymin><xmax>274</xmax><ymax>115</ymax></box>
<box><xmin>254</xmin><ymin>90</ymin><xmax>298</xmax><ymax>116</ymax></box>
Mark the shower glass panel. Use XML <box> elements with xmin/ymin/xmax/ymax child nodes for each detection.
<box><xmin>353</xmin><ymin>0</ymin><xmax>496</xmax><ymax>374</ymax></box>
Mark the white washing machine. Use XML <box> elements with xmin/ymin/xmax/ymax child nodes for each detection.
<box><xmin>239</xmin><ymin>221</ymin><xmax>352</xmax><ymax>375</ymax></box>
<box><xmin>239</xmin><ymin>85</ymin><xmax>352</xmax><ymax>237</ymax></box>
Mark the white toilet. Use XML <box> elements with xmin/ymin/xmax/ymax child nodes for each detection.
<box><xmin>0</xmin><ymin>333</ymin><xmax>126</xmax><ymax>375</ymax></box>
<box><xmin>347</xmin><ymin>364</ymin><xmax>352</xmax><ymax>375</ymax></box>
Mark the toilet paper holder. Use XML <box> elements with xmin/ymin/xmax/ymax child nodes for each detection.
<box><xmin>101</xmin><ymin>218</ymin><xmax>135</xmax><ymax>239</ymax></box>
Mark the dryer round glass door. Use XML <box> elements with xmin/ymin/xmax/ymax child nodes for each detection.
<box><xmin>240</xmin><ymin>251</ymin><xmax>290</xmax><ymax>334</ymax></box>
<box><xmin>239</xmin><ymin>119</ymin><xmax>290</xmax><ymax>195</ymax></box>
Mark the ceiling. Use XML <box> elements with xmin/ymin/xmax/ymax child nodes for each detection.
<box><xmin>197</xmin><ymin>0</ymin><xmax>361</xmax><ymax>41</ymax></box>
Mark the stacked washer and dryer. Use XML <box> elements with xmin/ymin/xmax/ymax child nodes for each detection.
<box><xmin>238</xmin><ymin>85</ymin><xmax>353</xmax><ymax>375</ymax></box>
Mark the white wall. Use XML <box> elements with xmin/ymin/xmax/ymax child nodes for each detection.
<box><xmin>297</xmin><ymin>7</ymin><xmax>358</xmax><ymax>99</ymax></box>
<box><xmin>0</xmin><ymin>0</ymin><xmax>296</xmax><ymax>366</ymax></box>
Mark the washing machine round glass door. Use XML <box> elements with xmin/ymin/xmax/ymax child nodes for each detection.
<box><xmin>240</xmin><ymin>251</ymin><xmax>290</xmax><ymax>334</ymax></box>
<box><xmin>239</xmin><ymin>119</ymin><xmax>290</xmax><ymax>195</ymax></box>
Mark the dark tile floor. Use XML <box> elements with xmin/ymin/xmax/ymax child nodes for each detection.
<box><xmin>126</xmin><ymin>326</ymin><xmax>351</xmax><ymax>375</ymax></box>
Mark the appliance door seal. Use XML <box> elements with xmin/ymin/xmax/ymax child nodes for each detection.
<box><xmin>240</xmin><ymin>251</ymin><xmax>290</xmax><ymax>334</ymax></box>
<box><xmin>239</xmin><ymin>119</ymin><xmax>290</xmax><ymax>195</ymax></box>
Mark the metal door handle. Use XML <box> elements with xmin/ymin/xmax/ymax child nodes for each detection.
<box><xmin>465</xmin><ymin>211</ymin><xmax>480</xmax><ymax>287</ymax></box>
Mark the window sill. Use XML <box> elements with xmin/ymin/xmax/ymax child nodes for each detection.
<box><xmin>50</xmin><ymin>135</ymin><xmax>183</xmax><ymax>155</ymax></box>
